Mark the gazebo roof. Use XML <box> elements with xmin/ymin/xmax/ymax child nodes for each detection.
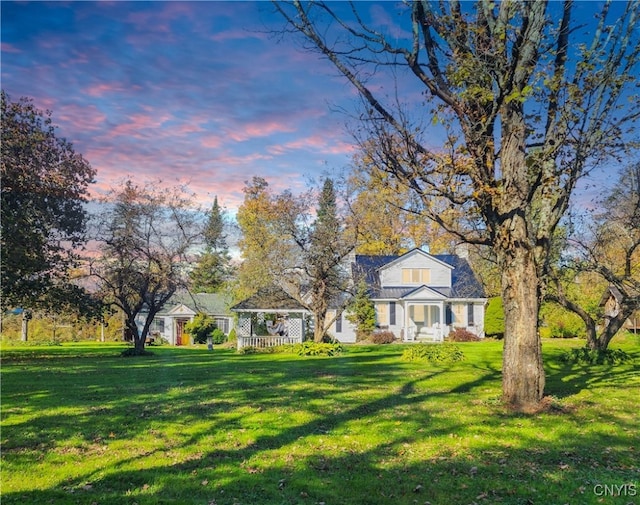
<box><xmin>231</xmin><ymin>286</ymin><xmax>308</xmax><ymax>312</ymax></box>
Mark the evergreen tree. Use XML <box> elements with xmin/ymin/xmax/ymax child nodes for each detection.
<box><xmin>190</xmin><ymin>196</ymin><xmax>232</xmax><ymax>293</ymax></box>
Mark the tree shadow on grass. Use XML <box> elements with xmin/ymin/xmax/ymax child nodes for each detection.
<box><xmin>2</xmin><ymin>345</ymin><xmax>638</xmax><ymax>504</ymax></box>
<box><xmin>544</xmin><ymin>346</ymin><xmax>640</xmax><ymax>400</ymax></box>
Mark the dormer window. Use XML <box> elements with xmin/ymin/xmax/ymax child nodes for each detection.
<box><xmin>402</xmin><ymin>268</ymin><xmax>431</xmax><ymax>284</ymax></box>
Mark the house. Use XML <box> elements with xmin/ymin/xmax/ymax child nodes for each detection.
<box><xmin>328</xmin><ymin>249</ymin><xmax>487</xmax><ymax>343</ymax></box>
<box><xmin>137</xmin><ymin>292</ymin><xmax>235</xmax><ymax>346</ymax></box>
<box><xmin>231</xmin><ymin>248</ymin><xmax>487</xmax><ymax>347</ymax></box>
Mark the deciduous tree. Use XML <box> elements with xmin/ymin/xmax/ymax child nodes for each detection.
<box><xmin>275</xmin><ymin>1</ymin><xmax>640</xmax><ymax>411</ymax></box>
<box><xmin>547</xmin><ymin>162</ymin><xmax>640</xmax><ymax>350</ymax></box>
<box><xmin>90</xmin><ymin>180</ymin><xmax>201</xmax><ymax>354</ymax></box>
<box><xmin>237</xmin><ymin>177</ymin><xmax>354</xmax><ymax>341</ymax></box>
<box><xmin>1</xmin><ymin>92</ymin><xmax>96</xmax><ymax>314</ymax></box>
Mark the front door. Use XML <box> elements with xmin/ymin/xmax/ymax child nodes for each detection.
<box><xmin>409</xmin><ymin>304</ymin><xmax>441</xmax><ymax>339</ymax></box>
<box><xmin>176</xmin><ymin>319</ymin><xmax>189</xmax><ymax>346</ymax></box>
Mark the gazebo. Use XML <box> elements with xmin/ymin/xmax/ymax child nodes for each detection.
<box><xmin>231</xmin><ymin>286</ymin><xmax>310</xmax><ymax>349</ymax></box>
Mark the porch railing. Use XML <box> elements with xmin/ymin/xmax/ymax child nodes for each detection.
<box><xmin>237</xmin><ymin>335</ymin><xmax>303</xmax><ymax>350</ymax></box>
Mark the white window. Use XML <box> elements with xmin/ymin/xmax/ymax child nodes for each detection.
<box><xmin>376</xmin><ymin>303</ymin><xmax>389</xmax><ymax>326</ymax></box>
<box><xmin>401</xmin><ymin>268</ymin><xmax>431</xmax><ymax>284</ymax></box>
<box><xmin>452</xmin><ymin>304</ymin><xmax>466</xmax><ymax>327</ymax></box>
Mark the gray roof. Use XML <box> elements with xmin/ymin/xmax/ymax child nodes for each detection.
<box><xmin>157</xmin><ymin>291</ymin><xmax>232</xmax><ymax>316</ymax></box>
<box><xmin>231</xmin><ymin>286</ymin><xmax>307</xmax><ymax>312</ymax></box>
<box><xmin>354</xmin><ymin>251</ymin><xmax>486</xmax><ymax>300</ymax></box>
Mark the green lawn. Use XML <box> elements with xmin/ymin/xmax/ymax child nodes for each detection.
<box><xmin>1</xmin><ymin>338</ymin><xmax>638</xmax><ymax>505</ymax></box>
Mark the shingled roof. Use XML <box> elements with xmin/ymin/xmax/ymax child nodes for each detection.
<box><xmin>231</xmin><ymin>286</ymin><xmax>307</xmax><ymax>312</ymax></box>
<box><xmin>354</xmin><ymin>252</ymin><xmax>486</xmax><ymax>299</ymax></box>
<box><xmin>156</xmin><ymin>291</ymin><xmax>232</xmax><ymax>316</ymax></box>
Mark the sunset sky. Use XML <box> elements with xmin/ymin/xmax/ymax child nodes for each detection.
<box><xmin>2</xmin><ymin>1</ymin><xmax>367</xmax><ymax>210</ymax></box>
<box><xmin>2</xmin><ymin>1</ymin><xmax>636</xmax><ymax>214</ymax></box>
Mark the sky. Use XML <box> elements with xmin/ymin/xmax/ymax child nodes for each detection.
<box><xmin>1</xmin><ymin>1</ymin><xmax>637</xmax><ymax>216</ymax></box>
<box><xmin>1</xmin><ymin>1</ymin><xmax>366</xmax><ymax>211</ymax></box>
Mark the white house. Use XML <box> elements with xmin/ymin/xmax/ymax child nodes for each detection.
<box><xmin>328</xmin><ymin>249</ymin><xmax>487</xmax><ymax>343</ymax></box>
<box><xmin>136</xmin><ymin>292</ymin><xmax>234</xmax><ymax>346</ymax></box>
<box><xmin>230</xmin><ymin>248</ymin><xmax>487</xmax><ymax>347</ymax></box>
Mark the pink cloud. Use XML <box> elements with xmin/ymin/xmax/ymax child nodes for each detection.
<box><xmin>84</xmin><ymin>82</ymin><xmax>129</xmax><ymax>97</ymax></box>
<box><xmin>267</xmin><ymin>134</ymin><xmax>356</xmax><ymax>157</ymax></box>
<box><xmin>226</xmin><ymin>121</ymin><xmax>297</xmax><ymax>142</ymax></box>
<box><xmin>1</xmin><ymin>42</ymin><xmax>21</xmax><ymax>54</ymax></box>
<box><xmin>109</xmin><ymin>112</ymin><xmax>174</xmax><ymax>138</ymax></box>
<box><xmin>56</xmin><ymin>103</ymin><xmax>107</xmax><ymax>133</ymax></box>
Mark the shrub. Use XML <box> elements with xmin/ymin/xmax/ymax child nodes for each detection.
<box><xmin>485</xmin><ymin>297</ymin><xmax>505</xmax><ymax>339</ymax></box>
<box><xmin>370</xmin><ymin>330</ymin><xmax>395</xmax><ymax>344</ymax></box>
<box><xmin>346</xmin><ymin>280</ymin><xmax>376</xmax><ymax>341</ymax></box>
<box><xmin>560</xmin><ymin>347</ymin><xmax>631</xmax><ymax>365</ymax></box>
<box><xmin>227</xmin><ymin>327</ymin><xmax>237</xmax><ymax>343</ymax></box>
<box><xmin>446</xmin><ymin>328</ymin><xmax>480</xmax><ymax>342</ymax></box>
<box><xmin>184</xmin><ymin>313</ymin><xmax>218</xmax><ymax>344</ymax></box>
<box><xmin>238</xmin><ymin>346</ymin><xmax>261</xmax><ymax>355</ymax></box>
<box><xmin>402</xmin><ymin>343</ymin><xmax>464</xmax><ymax>363</ymax></box>
<box><xmin>211</xmin><ymin>327</ymin><xmax>227</xmax><ymax>344</ymax></box>
<box><xmin>295</xmin><ymin>341</ymin><xmax>343</xmax><ymax>356</ymax></box>
<box><xmin>540</xmin><ymin>302</ymin><xmax>585</xmax><ymax>338</ymax></box>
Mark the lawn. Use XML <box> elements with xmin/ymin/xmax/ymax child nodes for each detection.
<box><xmin>1</xmin><ymin>337</ymin><xmax>638</xmax><ymax>505</ymax></box>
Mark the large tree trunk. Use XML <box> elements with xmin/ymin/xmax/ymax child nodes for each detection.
<box><xmin>313</xmin><ymin>306</ymin><xmax>328</xmax><ymax>342</ymax></box>
<box><xmin>498</xmin><ymin>234</ymin><xmax>545</xmax><ymax>412</ymax></box>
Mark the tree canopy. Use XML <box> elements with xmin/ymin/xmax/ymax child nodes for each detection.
<box><xmin>275</xmin><ymin>0</ymin><xmax>640</xmax><ymax>410</ymax></box>
<box><xmin>189</xmin><ymin>196</ymin><xmax>232</xmax><ymax>293</ymax></box>
<box><xmin>1</xmin><ymin>91</ymin><xmax>96</xmax><ymax>312</ymax></box>
<box><xmin>236</xmin><ymin>177</ymin><xmax>354</xmax><ymax>341</ymax></box>
<box><xmin>90</xmin><ymin>180</ymin><xmax>202</xmax><ymax>354</ymax></box>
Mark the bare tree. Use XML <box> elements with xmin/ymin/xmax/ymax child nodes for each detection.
<box><xmin>547</xmin><ymin>162</ymin><xmax>640</xmax><ymax>350</ymax></box>
<box><xmin>274</xmin><ymin>1</ymin><xmax>640</xmax><ymax>410</ymax></box>
<box><xmin>90</xmin><ymin>180</ymin><xmax>202</xmax><ymax>355</ymax></box>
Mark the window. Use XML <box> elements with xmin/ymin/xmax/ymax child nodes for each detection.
<box><xmin>376</xmin><ymin>303</ymin><xmax>389</xmax><ymax>326</ymax></box>
<box><xmin>389</xmin><ymin>302</ymin><xmax>396</xmax><ymax>326</ymax></box>
<box><xmin>336</xmin><ymin>312</ymin><xmax>342</xmax><ymax>333</ymax></box>
<box><xmin>151</xmin><ymin>318</ymin><xmax>165</xmax><ymax>334</ymax></box>
<box><xmin>402</xmin><ymin>268</ymin><xmax>431</xmax><ymax>284</ymax></box>
<box><xmin>467</xmin><ymin>304</ymin><xmax>475</xmax><ymax>325</ymax></box>
<box><xmin>214</xmin><ymin>317</ymin><xmax>229</xmax><ymax>334</ymax></box>
<box><xmin>452</xmin><ymin>304</ymin><xmax>466</xmax><ymax>327</ymax></box>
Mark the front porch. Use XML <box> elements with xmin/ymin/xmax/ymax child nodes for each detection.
<box><xmin>235</xmin><ymin>311</ymin><xmax>307</xmax><ymax>349</ymax></box>
<box><xmin>404</xmin><ymin>302</ymin><xmax>446</xmax><ymax>342</ymax></box>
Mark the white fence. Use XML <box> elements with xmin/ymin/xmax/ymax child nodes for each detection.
<box><xmin>237</xmin><ymin>335</ymin><xmax>303</xmax><ymax>350</ymax></box>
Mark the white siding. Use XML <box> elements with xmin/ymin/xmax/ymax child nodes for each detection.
<box><xmin>379</xmin><ymin>250</ymin><xmax>452</xmax><ymax>287</ymax></box>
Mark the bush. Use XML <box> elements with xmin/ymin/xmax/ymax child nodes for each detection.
<box><xmin>184</xmin><ymin>313</ymin><xmax>221</xmax><ymax>344</ymax></box>
<box><xmin>540</xmin><ymin>302</ymin><xmax>585</xmax><ymax>338</ymax></box>
<box><xmin>446</xmin><ymin>328</ymin><xmax>480</xmax><ymax>342</ymax></box>
<box><xmin>227</xmin><ymin>327</ymin><xmax>237</xmax><ymax>343</ymax></box>
<box><xmin>402</xmin><ymin>343</ymin><xmax>464</xmax><ymax>363</ymax></box>
<box><xmin>484</xmin><ymin>297</ymin><xmax>505</xmax><ymax>339</ymax></box>
<box><xmin>211</xmin><ymin>328</ymin><xmax>227</xmax><ymax>344</ymax></box>
<box><xmin>294</xmin><ymin>341</ymin><xmax>343</xmax><ymax>356</ymax></box>
<box><xmin>560</xmin><ymin>347</ymin><xmax>631</xmax><ymax>365</ymax></box>
<box><xmin>370</xmin><ymin>330</ymin><xmax>396</xmax><ymax>344</ymax></box>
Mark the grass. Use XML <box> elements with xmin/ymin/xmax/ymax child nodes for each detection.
<box><xmin>1</xmin><ymin>336</ymin><xmax>638</xmax><ymax>505</ymax></box>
